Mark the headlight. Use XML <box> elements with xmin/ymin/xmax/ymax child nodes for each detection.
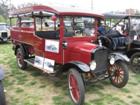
<box><xmin>90</xmin><ymin>61</ymin><xmax>96</xmax><ymax>71</ymax></box>
<box><xmin>110</xmin><ymin>56</ymin><xmax>115</xmax><ymax>65</ymax></box>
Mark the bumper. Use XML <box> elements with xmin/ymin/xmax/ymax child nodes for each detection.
<box><xmin>0</xmin><ymin>38</ymin><xmax>8</xmax><ymax>42</ymax></box>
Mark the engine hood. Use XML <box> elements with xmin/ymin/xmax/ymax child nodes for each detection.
<box><xmin>65</xmin><ymin>41</ymin><xmax>98</xmax><ymax>64</ymax></box>
<box><xmin>0</xmin><ymin>30</ymin><xmax>6</xmax><ymax>32</ymax></box>
<box><xmin>64</xmin><ymin>40</ymin><xmax>99</xmax><ymax>64</ymax></box>
<box><xmin>68</xmin><ymin>41</ymin><xmax>97</xmax><ymax>53</ymax></box>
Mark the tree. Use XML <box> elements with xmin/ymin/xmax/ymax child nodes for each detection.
<box><xmin>0</xmin><ymin>15</ymin><xmax>5</xmax><ymax>22</ymax></box>
<box><xmin>17</xmin><ymin>3</ymin><xmax>41</xmax><ymax>9</ymax></box>
<box><xmin>0</xmin><ymin>0</ymin><xmax>9</xmax><ymax>21</ymax></box>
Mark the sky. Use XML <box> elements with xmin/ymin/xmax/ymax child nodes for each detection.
<box><xmin>10</xmin><ymin>0</ymin><xmax>140</xmax><ymax>13</ymax></box>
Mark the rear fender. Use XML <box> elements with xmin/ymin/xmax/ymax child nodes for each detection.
<box><xmin>62</xmin><ymin>61</ymin><xmax>90</xmax><ymax>73</ymax></box>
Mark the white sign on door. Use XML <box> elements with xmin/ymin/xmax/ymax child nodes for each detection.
<box><xmin>45</xmin><ymin>40</ymin><xmax>59</xmax><ymax>53</ymax></box>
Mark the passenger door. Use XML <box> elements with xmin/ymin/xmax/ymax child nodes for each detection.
<box><xmin>34</xmin><ymin>16</ymin><xmax>62</xmax><ymax>73</ymax></box>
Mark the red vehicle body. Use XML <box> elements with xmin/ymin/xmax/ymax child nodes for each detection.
<box><xmin>10</xmin><ymin>5</ymin><xmax>129</xmax><ymax>105</ymax></box>
<box><xmin>10</xmin><ymin>6</ymin><xmax>103</xmax><ymax>65</ymax></box>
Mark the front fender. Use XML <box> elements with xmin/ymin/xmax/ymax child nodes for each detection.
<box><xmin>110</xmin><ymin>52</ymin><xmax>130</xmax><ymax>62</ymax></box>
<box><xmin>62</xmin><ymin>61</ymin><xmax>90</xmax><ymax>72</ymax></box>
<box><xmin>0</xmin><ymin>67</ymin><xmax>4</xmax><ymax>80</ymax></box>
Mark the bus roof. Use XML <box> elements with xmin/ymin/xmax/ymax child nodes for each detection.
<box><xmin>9</xmin><ymin>5</ymin><xmax>104</xmax><ymax>19</ymax></box>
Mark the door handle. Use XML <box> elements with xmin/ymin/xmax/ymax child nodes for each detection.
<box><xmin>62</xmin><ymin>41</ymin><xmax>68</xmax><ymax>48</ymax></box>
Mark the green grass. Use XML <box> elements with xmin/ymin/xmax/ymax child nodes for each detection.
<box><xmin>52</xmin><ymin>96</ymin><xmax>73</xmax><ymax>105</ymax></box>
<box><xmin>127</xmin><ymin>95</ymin><xmax>133</xmax><ymax>99</ymax></box>
<box><xmin>131</xmin><ymin>100</ymin><xmax>140</xmax><ymax>105</ymax></box>
<box><xmin>1</xmin><ymin>42</ymin><xmax>140</xmax><ymax>105</ymax></box>
<box><xmin>88</xmin><ymin>94</ymin><xmax>128</xmax><ymax>105</ymax></box>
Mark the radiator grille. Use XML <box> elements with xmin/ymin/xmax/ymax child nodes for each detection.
<box><xmin>1</xmin><ymin>32</ymin><xmax>8</xmax><ymax>38</ymax></box>
<box><xmin>92</xmin><ymin>48</ymin><xmax>109</xmax><ymax>74</ymax></box>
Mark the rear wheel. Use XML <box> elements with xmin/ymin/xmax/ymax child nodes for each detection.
<box><xmin>68</xmin><ymin>68</ymin><xmax>85</xmax><ymax>105</ymax></box>
<box><xmin>130</xmin><ymin>52</ymin><xmax>140</xmax><ymax>73</ymax></box>
<box><xmin>0</xmin><ymin>81</ymin><xmax>6</xmax><ymax>105</ymax></box>
<box><xmin>108</xmin><ymin>61</ymin><xmax>129</xmax><ymax>88</ymax></box>
<box><xmin>16</xmin><ymin>48</ymin><xmax>27</xmax><ymax>70</ymax></box>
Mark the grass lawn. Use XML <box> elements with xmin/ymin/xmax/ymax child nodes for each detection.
<box><xmin>0</xmin><ymin>42</ymin><xmax>140</xmax><ymax>105</ymax></box>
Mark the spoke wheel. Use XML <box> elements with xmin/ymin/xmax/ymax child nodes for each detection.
<box><xmin>68</xmin><ymin>68</ymin><xmax>85</xmax><ymax>105</ymax></box>
<box><xmin>109</xmin><ymin>61</ymin><xmax>129</xmax><ymax>88</ymax></box>
<box><xmin>16</xmin><ymin>48</ymin><xmax>27</xmax><ymax>70</ymax></box>
<box><xmin>130</xmin><ymin>52</ymin><xmax>140</xmax><ymax>73</ymax></box>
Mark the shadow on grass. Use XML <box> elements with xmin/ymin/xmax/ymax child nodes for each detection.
<box><xmin>25</xmin><ymin>66</ymin><xmax>122</xmax><ymax>105</ymax></box>
<box><xmin>0</xmin><ymin>41</ymin><xmax>11</xmax><ymax>44</ymax></box>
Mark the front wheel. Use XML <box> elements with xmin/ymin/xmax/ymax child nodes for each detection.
<box><xmin>0</xmin><ymin>81</ymin><xmax>6</xmax><ymax>105</ymax></box>
<box><xmin>130</xmin><ymin>52</ymin><xmax>140</xmax><ymax>73</ymax></box>
<box><xmin>68</xmin><ymin>68</ymin><xmax>85</xmax><ymax>105</ymax></box>
<box><xmin>108</xmin><ymin>61</ymin><xmax>129</xmax><ymax>88</ymax></box>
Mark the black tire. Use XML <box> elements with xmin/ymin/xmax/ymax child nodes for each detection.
<box><xmin>68</xmin><ymin>68</ymin><xmax>85</xmax><ymax>105</ymax></box>
<box><xmin>0</xmin><ymin>81</ymin><xmax>6</xmax><ymax>105</ymax></box>
<box><xmin>16</xmin><ymin>48</ymin><xmax>27</xmax><ymax>70</ymax></box>
<box><xmin>109</xmin><ymin>61</ymin><xmax>129</xmax><ymax>88</ymax></box>
<box><xmin>130</xmin><ymin>52</ymin><xmax>140</xmax><ymax>73</ymax></box>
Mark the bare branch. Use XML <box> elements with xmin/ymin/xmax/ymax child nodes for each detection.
<box><xmin>0</xmin><ymin>0</ymin><xmax>9</xmax><ymax>5</ymax></box>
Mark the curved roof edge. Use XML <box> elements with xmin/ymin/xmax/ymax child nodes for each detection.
<box><xmin>9</xmin><ymin>5</ymin><xmax>104</xmax><ymax>19</ymax></box>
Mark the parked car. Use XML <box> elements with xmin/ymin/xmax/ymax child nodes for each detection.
<box><xmin>0</xmin><ymin>67</ymin><xmax>6</xmax><ymax>105</ymax></box>
<box><xmin>10</xmin><ymin>5</ymin><xmax>129</xmax><ymax>105</ymax></box>
<box><xmin>99</xmin><ymin>13</ymin><xmax>140</xmax><ymax>73</ymax></box>
<box><xmin>0</xmin><ymin>23</ymin><xmax>10</xmax><ymax>42</ymax></box>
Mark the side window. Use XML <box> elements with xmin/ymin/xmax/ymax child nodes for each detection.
<box><xmin>35</xmin><ymin>16</ymin><xmax>60</xmax><ymax>39</ymax></box>
<box><xmin>10</xmin><ymin>18</ymin><xmax>20</xmax><ymax>27</ymax></box>
<box><xmin>21</xmin><ymin>17</ymin><xmax>34</xmax><ymax>28</ymax></box>
<box><xmin>35</xmin><ymin>17</ymin><xmax>60</xmax><ymax>31</ymax></box>
<box><xmin>16</xmin><ymin>18</ymin><xmax>21</xmax><ymax>27</ymax></box>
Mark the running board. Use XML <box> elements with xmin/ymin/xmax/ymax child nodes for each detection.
<box><xmin>24</xmin><ymin>58</ymin><xmax>56</xmax><ymax>74</ymax></box>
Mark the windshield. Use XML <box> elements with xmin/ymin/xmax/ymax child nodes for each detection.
<box><xmin>105</xmin><ymin>17</ymin><xmax>130</xmax><ymax>35</ymax></box>
<box><xmin>63</xmin><ymin>16</ymin><xmax>95</xmax><ymax>37</ymax></box>
<box><xmin>130</xmin><ymin>18</ymin><xmax>140</xmax><ymax>35</ymax></box>
<box><xmin>0</xmin><ymin>24</ymin><xmax>7</xmax><ymax>30</ymax></box>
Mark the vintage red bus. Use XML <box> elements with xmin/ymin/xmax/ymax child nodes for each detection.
<box><xmin>10</xmin><ymin>5</ymin><xmax>129</xmax><ymax>105</ymax></box>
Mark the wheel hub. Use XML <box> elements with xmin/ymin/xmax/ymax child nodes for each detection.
<box><xmin>110</xmin><ymin>64</ymin><xmax>124</xmax><ymax>84</ymax></box>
